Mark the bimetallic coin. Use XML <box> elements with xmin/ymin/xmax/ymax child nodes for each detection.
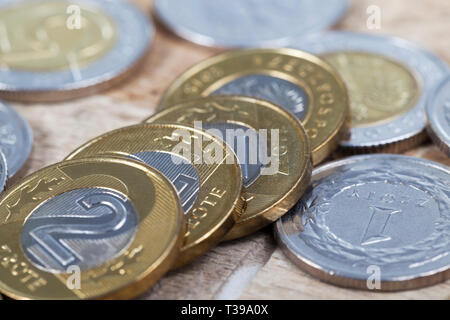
<box><xmin>0</xmin><ymin>151</ymin><xmax>6</xmax><ymax>193</ymax></box>
<box><xmin>158</xmin><ymin>49</ymin><xmax>349</xmax><ymax>166</ymax></box>
<box><xmin>154</xmin><ymin>0</ymin><xmax>349</xmax><ymax>48</ymax></box>
<box><xmin>0</xmin><ymin>157</ymin><xmax>184</xmax><ymax>300</ymax></box>
<box><xmin>276</xmin><ymin>155</ymin><xmax>450</xmax><ymax>291</ymax></box>
<box><xmin>0</xmin><ymin>0</ymin><xmax>153</xmax><ymax>102</ymax></box>
<box><xmin>0</xmin><ymin>101</ymin><xmax>33</xmax><ymax>177</ymax></box>
<box><xmin>292</xmin><ymin>31</ymin><xmax>449</xmax><ymax>153</ymax></box>
<box><xmin>427</xmin><ymin>74</ymin><xmax>450</xmax><ymax>156</ymax></box>
<box><xmin>66</xmin><ymin>123</ymin><xmax>244</xmax><ymax>267</ymax></box>
<box><xmin>147</xmin><ymin>96</ymin><xmax>312</xmax><ymax>240</ymax></box>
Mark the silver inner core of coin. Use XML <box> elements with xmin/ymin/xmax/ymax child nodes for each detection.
<box><xmin>277</xmin><ymin>155</ymin><xmax>450</xmax><ymax>281</ymax></box>
<box><xmin>213</xmin><ymin>74</ymin><xmax>309</xmax><ymax>121</ymax></box>
<box><xmin>0</xmin><ymin>151</ymin><xmax>6</xmax><ymax>193</ymax></box>
<box><xmin>21</xmin><ymin>188</ymin><xmax>139</xmax><ymax>273</ymax></box>
<box><xmin>202</xmin><ymin>122</ymin><xmax>265</xmax><ymax>187</ymax></box>
<box><xmin>129</xmin><ymin>151</ymin><xmax>200</xmax><ymax>213</ymax></box>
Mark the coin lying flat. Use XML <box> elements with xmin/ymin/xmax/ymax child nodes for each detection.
<box><xmin>427</xmin><ymin>74</ymin><xmax>450</xmax><ymax>156</ymax></box>
<box><xmin>292</xmin><ymin>31</ymin><xmax>449</xmax><ymax>153</ymax></box>
<box><xmin>0</xmin><ymin>151</ymin><xmax>7</xmax><ymax>193</ymax></box>
<box><xmin>276</xmin><ymin>154</ymin><xmax>450</xmax><ymax>291</ymax></box>
<box><xmin>148</xmin><ymin>96</ymin><xmax>312</xmax><ymax>240</ymax></box>
<box><xmin>0</xmin><ymin>0</ymin><xmax>153</xmax><ymax>102</ymax></box>
<box><xmin>0</xmin><ymin>157</ymin><xmax>184</xmax><ymax>300</ymax></box>
<box><xmin>154</xmin><ymin>0</ymin><xmax>348</xmax><ymax>48</ymax></box>
<box><xmin>158</xmin><ymin>49</ymin><xmax>349</xmax><ymax>166</ymax></box>
<box><xmin>0</xmin><ymin>102</ymin><xmax>33</xmax><ymax>177</ymax></box>
<box><xmin>66</xmin><ymin>123</ymin><xmax>244</xmax><ymax>267</ymax></box>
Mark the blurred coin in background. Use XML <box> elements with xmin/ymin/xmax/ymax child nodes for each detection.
<box><xmin>427</xmin><ymin>74</ymin><xmax>450</xmax><ymax>156</ymax></box>
<box><xmin>0</xmin><ymin>101</ymin><xmax>32</xmax><ymax>177</ymax></box>
<box><xmin>0</xmin><ymin>0</ymin><xmax>154</xmax><ymax>102</ymax></box>
<box><xmin>276</xmin><ymin>154</ymin><xmax>450</xmax><ymax>291</ymax></box>
<box><xmin>0</xmin><ymin>157</ymin><xmax>184</xmax><ymax>300</ymax></box>
<box><xmin>148</xmin><ymin>95</ymin><xmax>312</xmax><ymax>240</ymax></box>
<box><xmin>292</xmin><ymin>31</ymin><xmax>449</xmax><ymax>153</ymax></box>
<box><xmin>158</xmin><ymin>49</ymin><xmax>349</xmax><ymax>166</ymax></box>
<box><xmin>66</xmin><ymin>123</ymin><xmax>244</xmax><ymax>268</ymax></box>
<box><xmin>154</xmin><ymin>0</ymin><xmax>349</xmax><ymax>48</ymax></box>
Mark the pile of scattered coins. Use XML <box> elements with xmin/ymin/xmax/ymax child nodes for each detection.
<box><xmin>0</xmin><ymin>0</ymin><xmax>449</xmax><ymax>300</ymax></box>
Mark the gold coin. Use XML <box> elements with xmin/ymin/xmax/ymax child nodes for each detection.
<box><xmin>322</xmin><ymin>51</ymin><xmax>420</xmax><ymax>128</ymax></box>
<box><xmin>157</xmin><ymin>48</ymin><xmax>349</xmax><ymax>166</ymax></box>
<box><xmin>147</xmin><ymin>95</ymin><xmax>312</xmax><ymax>241</ymax></box>
<box><xmin>66</xmin><ymin>124</ymin><xmax>244</xmax><ymax>267</ymax></box>
<box><xmin>0</xmin><ymin>0</ymin><xmax>116</xmax><ymax>71</ymax></box>
<box><xmin>0</xmin><ymin>157</ymin><xmax>184</xmax><ymax>300</ymax></box>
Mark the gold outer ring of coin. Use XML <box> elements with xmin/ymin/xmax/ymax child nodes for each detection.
<box><xmin>0</xmin><ymin>157</ymin><xmax>184</xmax><ymax>300</ymax></box>
<box><xmin>146</xmin><ymin>95</ymin><xmax>312</xmax><ymax>241</ymax></box>
<box><xmin>157</xmin><ymin>48</ymin><xmax>350</xmax><ymax>166</ymax></box>
<box><xmin>65</xmin><ymin>123</ymin><xmax>245</xmax><ymax>268</ymax></box>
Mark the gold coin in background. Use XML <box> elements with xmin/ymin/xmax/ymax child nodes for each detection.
<box><xmin>147</xmin><ymin>95</ymin><xmax>312</xmax><ymax>241</ymax></box>
<box><xmin>0</xmin><ymin>0</ymin><xmax>117</xmax><ymax>71</ymax></box>
<box><xmin>322</xmin><ymin>51</ymin><xmax>420</xmax><ymax>128</ymax></box>
<box><xmin>0</xmin><ymin>157</ymin><xmax>184</xmax><ymax>300</ymax></box>
<box><xmin>66</xmin><ymin>123</ymin><xmax>244</xmax><ymax>267</ymax></box>
<box><xmin>157</xmin><ymin>48</ymin><xmax>349</xmax><ymax>166</ymax></box>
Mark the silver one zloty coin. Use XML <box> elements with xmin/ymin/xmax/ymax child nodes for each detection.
<box><xmin>291</xmin><ymin>31</ymin><xmax>449</xmax><ymax>152</ymax></box>
<box><xmin>0</xmin><ymin>0</ymin><xmax>154</xmax><ymax>102</ymax></box>
<box><xmin>427</xmin><ymin>74</ymin><xmax>450</xmax><ymax>156</ymax></box>
<box><xmin>0</xmin><ymin>151</ymin><xmax>7</xmax><ymax>193</ymax></box>
<box><xmin>0</xmin><ymin>102</ymin><xmax>32</xmax><ymax>178</ymax></box>
<box><xmin>154</xmin><ymin>0</ymin><xmax>349</xmax><ymax>48</ymax></box>
<box><xmin>276</xmin><ymin>154</ymin><xmax>450</xmax><ymax>291</ymax></box>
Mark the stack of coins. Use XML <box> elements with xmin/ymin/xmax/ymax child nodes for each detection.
<box><xmin>0</xmin><ymin>0</ymin><xmax>449</xmax><ymax>300</ymax></box>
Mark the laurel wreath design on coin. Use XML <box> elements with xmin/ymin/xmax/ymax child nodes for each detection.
<box><xmin>293</xmin><ymin>159</ymin><xmax>450</xmax><ymax>267</ymax></box>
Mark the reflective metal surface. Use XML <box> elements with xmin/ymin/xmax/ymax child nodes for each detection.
<box><xmin>276</xmin><ymin>154</ymin><xmax>450</xmax><ymax>291</ymax></box>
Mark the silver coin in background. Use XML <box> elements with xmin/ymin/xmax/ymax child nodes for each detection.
<box><xmin>276</xmin><ymin>154</ymin><xmax>450</xmax><ymax>291</ymax></box>
<box><xmin>291</xmin><ymin>31</ymin><xmax>449</xmax><ymax>152</ymax></box>
<box><xmin>0</xmin><ymin>0</ymin><xmax>154</xmax><ymax>102</ymax></box>
<box><xmin>427</xmin><ymin>74</ymin><xmax>450</xmax><ymax>156</ymax></box>
<box><xmin>154</xmin><ymin>0</ymin><xmax>349</xmax><ymax>48</ymax></box>
<box><xmin>0</xmin><ymin>151</ymin><xmax>7</xmax><ymax>193</ymax></box>
<box><xmin>0</xmin><ymin>102</ymin><xmax>32</xmax><ymax>178</ymax></box>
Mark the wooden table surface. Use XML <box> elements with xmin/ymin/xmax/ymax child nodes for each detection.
<box><xmin>6</xmin><ymin>0</ymin><xmax>450</xmax><ymax>300</ymax></box>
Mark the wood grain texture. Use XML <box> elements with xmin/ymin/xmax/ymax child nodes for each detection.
<box><xmin>5</xmin><ymin>0</ymin><xmax>450</xmax><ymax>300</ymax></box>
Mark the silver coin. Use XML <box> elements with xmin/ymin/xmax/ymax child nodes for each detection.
<box><xmin>276</xmin><ymin>154</ymin><xmax>450</xmax><ymax>291</ymax></box>
<box><xmin>427</xmin><ymin>74</ymin><xmax>450</xmax><ymax>156</ymax></box>
<box><xmin>154</xmin><ymin>0</ymin><xmax>349</xmax><ymax>48</ymax></box>
<box><xmin>291</xmin><ymin>31</ymin><xmax>449</xmax><ymax>151</ymax></box>
<box><xmin>21</xmin><ymin>188</ymin><xmax>139</xmax><ymax>273</ymax></box>
<box><xmin>213</xmin><ymin>74</ymin><xmax>310</xmax><ymax>121</ymax></box>
<box><xmin>0</xmin><ymin>150</ymin><xmax>7</xmax><ymax>193</ymax></box>
<box><xmin>0</xmin><ymin>101</ymin><xmax>32</xmax><ymax>177</ymax></box>
<box><xmin>0</xmin><ymin>0</ymin><xmax>154</xmax><ymax>101</ymax></box>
